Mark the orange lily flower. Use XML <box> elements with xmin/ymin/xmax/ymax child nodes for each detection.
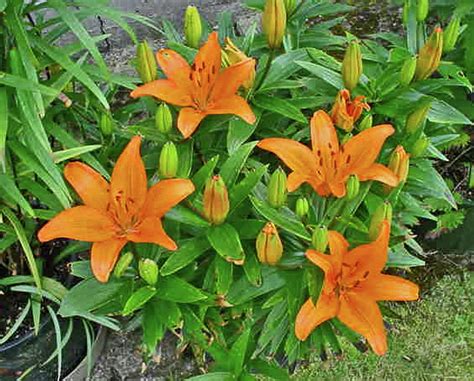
<box><xmin>130</xmin><ymin>32</ymin><xmax>256</xmax><ymax>139</ymax></box>
<box><xmin>295</xmin><ymin>221</ymin><xmax>419</xmax><ymax>355</ymax></box>
<box><xmin>258</xmin><ymin>110</ymin><xmax>399</xmax><ymax>198</ymax></box>
<box><xmin>330</xmin><ymin>89</ymin><xmax>370</xmax><ymax>132</ymax></box>
<box><xmin>37</xmin><ymin>137</ymin><xmax>195</xmax><ymax>283</ymax></box>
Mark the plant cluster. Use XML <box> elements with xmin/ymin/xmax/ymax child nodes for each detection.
<box><xmin>0</xmin><ymin>0</ymin><xmax>472</xmax><ymax>379</ymax></box>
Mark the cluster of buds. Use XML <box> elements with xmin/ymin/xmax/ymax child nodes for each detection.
<box><xmin>331</xmin><ymin>89</ymin><xmax>370</xmax><ymax>132</ymax></box>
<box><xmin>267</xmin><ymin>168</ymin><xmax>287</xmax><ymax>208</ymax></box>
<box><xmin>369</xmin><ymin>201</ymin><xmax>392</xmax><ymax>240</ymax></box>
<box><xmin>223</xmin><ymin>38</ymin><xmax>256</xmax><ymax>90</ymax></box>
<box><xmin>136</xmin><ymin>41</ymin><xmax>157</xmax><ymax>83</ymax></box>
<box><xmin>203</xmin><ymin>175</ymin><xmax>230</xmax><ymax>225</ymax></box>
<box><xmin>256</xmin><ymin>222</ymin><xmax>283</xmax><ymax>265</ymax></box>
<box><xmin>415</xmin><ymin>27</ymin><xmax>443</xmax><ymax>81</ymax></box>
<box><xmin>262</xmin><ymin>0</ymin><xmax>287</xmax><ymax>49</ymax></box>
<box><xmin>159</xmin><ymin>142</ymin><xmax>179</xmax><ymax>179</ymax></box>
<box><xmin>341</xmin><ymin>40</ymin><xmax>363</xmax><ymax>91</ymax></box>
<box><xmin>184</xmin><ymin>5</ymin><xmax>202</xmax><ymax>49</ymax></box>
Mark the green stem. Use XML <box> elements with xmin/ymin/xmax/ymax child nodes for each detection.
<box><xmin>251</xmin><ymin>49</ymin><xmax>275</xmax><ymax>96</ymax></box>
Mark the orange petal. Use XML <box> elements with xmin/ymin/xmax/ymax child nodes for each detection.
<box><xmin>338</xmin><ymin>293</ymin><xmax>387</xmax><ymax>355</ymax></box>
<box><xmin>341</xmin><ymin>124</ymin><xmax>394</xmax><ymax>176</ymax></box>
<box><xmin>127</xmin><ymin>217</ymin><xmax>177</xmax><ymax>250</ymax></box>
<box><xmin>210</xmin><ymin>58</ymin><xmax>256</xmax><ymax>100</ymax></box>
<box><xmin>329</xmin><ymin>180</ymin><xmax>346</xmax><ymax>198</ymax></box>
<box><xmin>360</xmin><ymin>274</ymin><xmax>419</xmax><ymax>301</ymax></box>
<box><xmin>258</xmin><ymin>138</ymin><xmax>319</xmax><ymax>187</ymax></box>
<box><xmin>142</xmin><ymin>178</ymin><xmax>195</xmax><ymax>218</ymax></box>
<box><xmin>344</xmin><ymin>220</ymin><xmax>390</xmax><ymax>280</ymax></box>
<box><xmin>207</xmin><ymin>95</ymin><xmax>256</xmax><ymax>125</ymax></box>
<box><xmin>130</xmin><ymin>79</ymin><xmax>192</xmax><ymax>107</ymax></box>
<box><xmin>295</xmin><ymin>296</ymin><xmax>338</xmax><ymax>341</ymax></box>
<box><xmin>177</xmin><ymin>107</ymin><xmax>206</xmax><ymax>138</ymax></box>
<box><xmin>193</xmin><ymin>32</ymin><xmax>222</xmax><ymax>93</ymax></box>
<box><xmin>110</xmin><ymin>136</ymin><xmax>148</xmax><ymax>216</ymax></box>
<box><xmin>156</xmin><ymin>49</ymin><xmax>192</xmax><ymax>89</ymax></box>
<box><xmin>287</xmin><ymin>172</ymin><xmax>307</xmax><ymax>192</ymax></box>
<box><xmin>37</xmin><ymin>206</ymin><xmax>117</xmax><ymax>243</ymax></box>
<box><xmin>310</xmin><ymin>110</ymin><xmax>340</xmax><ymax>157</ymax></box>
<box><xmin>328</xmin><ymin>230</ymin><xmax>349</xmax><ymax>272</ymax></box>
<box><xmin>64</xmin><ymin>162</ymin><xmax>109</xmax><ymax>211</ymax></box>
<box><xmin>91</xmin><ymin>238</ymin><xmax>127</xmax><ymax>283</ymax></box>
<box><xmin>356</xmin><ymin>163</ymin><xmax>399</xmax><ymax>187</ymax></box>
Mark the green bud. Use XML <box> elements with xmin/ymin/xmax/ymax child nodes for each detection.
<box><xmin>256</xmin><ymin>222</ymin><xmax>283</xmax><ymax>265</ymax></box>
<box><xmin>136</xmin><ymin>41</ymin><xmax>157</xmax><ymax>83</ymax></box>
<box><xmin>402</xmin><ymin>0</ymin><xmax>409</xmax><ymax>26</ymax></box>
<box><xmin>416</xmin><ymin>0</ymin><xmax>429</xmax><ymax>22</ymax></box>
<box><xmin>415</xmin><ymin>27</ymin><xmax>443</xmax><ymax>81</ymax></box>
<box><xmin>400</xmin><ymin>56</ymin><xmax>417</xmax><ymax>86</ymax></box>
<box><xmin>406</xmin><ymin>102</ymin><xmax>431</xmax><ymax>134</ymax></box>
<box><xmin>411</xmin><ymin>135</ymin><xmax>430</xmax><ymax>158</ymax></box>
<box><xmin>443</xmin><ymin>16</ymin><xmax>461</xmax><ymax>53</ymax></box>
<box><xmin>342</xmin><ymin>40</ymin><xmax>363</xmax><ymax>91</ymax></box>
<box><xmin>369</xmin><ymin>201</ymin><xmax>392</xmax><ymax>241</ymax></box>
<box><xmin>203</xmin><ymin>175</ymin><xmax>230</xmax><ymax>225</ymax></box>
<box><xmin>138</xmin><ymin>258</ymin><xmax>159</xmax><ymax>286</ymax></box>
<box><xmin>358</xmin><ymin>114</ymin><xmax>373</xmax><ymax>131</ymax></box>
<box><xmin>113</xmin><ymin>252</ymin><xmax>134</xmax><ymax>278</ymax></box>
<box><xmin>159</xmin><ymin>141</ymin><xmax>179</xmax><ymax>179</ymax></box>
<box><xmin>99</xmin><ymin>113</ymin><xmax>114</xmax><ymax>137</ymax></box>
<box><xmin>295</xmin><ymin>197</ymin><xmax>310</xmax><ymax>219</ymax></box>
<box><xmin>155</xmin><ymin>103</ymin><xmax>173</xmax><ymax>134</ymax></box>
<box><xmin>262</xmin><ymin>0</ymin><xmax>287</xmax><ymax>49</ymax></box>
<box><xmin>184</xmin><ymin>6</ymin><xmax>202</xmax><ymax>49</ymax></box>
<box><xmin>345</xmin><ymin>175</ymin><xmax>360</xmax><ymax>201</ymax></box>
<box><xmin>267</xmin><ymin>168</ymin><xmax>287</xmax><ymax>208</ymax></box>
<box><xmin>312</xmin><ymin>225</ymin><xmax>328</xmax><ymax>253</ymax></box>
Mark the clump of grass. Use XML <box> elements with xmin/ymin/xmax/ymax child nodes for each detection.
<box><xmin>293</xmin><ymin>273</ymin><xmax>473</xmax><ymax>380</ymax></box>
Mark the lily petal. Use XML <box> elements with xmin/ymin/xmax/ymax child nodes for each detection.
<box><xmin>210</xmin><ymin>58</ymin><xmax>256</xmax><ymax>100</ymax></box>
<box><xmin>207</xmin><ymin>95</ymin><xmax>256</xmax><ymax>125</ymax></box>
<box><xmin>310</xmin><ymin>110</ymin><xmax>340</xmax><ymax>166</ymax></box>
<box><xmin>91</xmin><ymin>238</ymin><xmax>127</xmax><ymax>283</ymax></box>
<box><xmin>142</xmin><ymin>178</ymin><xmax>195</xmax><ymax>218</ymax></box>
<box><xmin>37</xmin><ymin>206</ymin><xmax>116</xmax><ymax>242</ymax></box>
<box><xmin>130</xmin><ymin>79</ymin><xmax>192</xmax><ymax>107</ymax></box>
<box><xmin>360</xmin><ymin>274</ymin><xmax>419</xmax><ymax>301</ymax></box>
<box><xmin>156</xmin><ymin>49</ymin><xmax>193</xmax><ymax>89</ymax></box>
<box><xmin>356</xmin><ymin>163</ymin><xmax>399</xmax><ymax>187</ymax></box>
<box><xmin>338</xmin><ymin>293</ymin><xmax>387</xmax><ymax>355</ymax></box>
<box><xmin>328</xmin><ymin>230</ymin><xmax>349</xmax><ymax>272</ymax></box>
<box><xmin>258</xmin><ymin>138</ymin><xmax>320</xmax><ymax>188</ymax></box>
<box><xmin>193</xmin><ymin>32</ymin><xmax>221</xmax><ymax>93</ymax></box>
<box><xmin>127</xmin><ymin>217</ymin><xmax>177</xmax><ymax>251</ymax></box>
<box><xmin>288</xmin><ymin>172</ymin><xmax>307</xmax><ymax>192</ymax></box>
<box><xmin>110</xmin><ymin>136</ymin><xmax>148</xmax><ymax>216</ymax></box>
<box><xmin>341</xmin><ymin>124</ymin><xmax>394</xmax><ymax>176</ymax></box>
<box><xmin>177</xmin><ymin>107</ymin><xmax>206</xmax><ymax>138</ymax></box>
<box><xmin>295</xmin><ymin>296</ymin><xmax>338</xmax><ymax>341</ymax></box>
<box><xmin>64</xmin><ymin>162</ymin><xmax>109</xmax><ymax>211</ymax></box>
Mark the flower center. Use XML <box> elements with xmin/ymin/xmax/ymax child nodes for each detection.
<box><xmin>109</xmin><ymin>190</ymin><xmax>141</xmax><ymax>236</ymax></box>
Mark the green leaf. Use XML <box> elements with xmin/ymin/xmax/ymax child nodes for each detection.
<box><xmin>191</xmin><ymin>155</ymin><xmax>219</xmax><ymax>194</ymax></box>
<box><xmin>243</xmin><ymin>248</ymin><xmax>262</xmax><ymax>287</ymax></box>
<box><xmin>0</xmin><ymin>87</ymin><xmax>7</xmax><ymax>172</ymax></box>
<box><xmin>261</xmin><ymin>49</ymin><xmax>309</xmax><ymax>89</ymax></box>
<box><xmin>229</xmin><ymin>165</ymin><xmax>267</xmax><ymax>213</ymax></box>
<box><xmin>159</xmin><ymin>276</ymin><xmax>207</xmax><ymax>303</ymax></box>
<box><xmin>0</xmin><ymin>174</ymin><xmax>35</xmax><ymax>217</ymax></box>
<box><xmin>0</xmin><ymin>72</ymin><xmax>59</xmax><ymax>97</ymax></box>
<box><xmin>387</xmin><ymin>244</ymin><xmax>425</xmax><ymax>267</ymax></box>
<box><xmin>161</xmin><ymin>237</ymin><xmax>210</xmax><ymax>276</ymax></box>
<box><xmin>52</xmin><ymin>145</ymin><xmax>102</xmax><ymax>163</ymax></box>
<box><xmin>253</xmin><ymin>94</ymin><xmax>306</xmax><ymax>123</ymax></box>
<box><xmin>227</xmin><ymin>117</ymin><xmax>258</xmax><ymax>155</ymax></box>
<box><xmin>165</xmin><ymin>205</ymin><xmax>210</xmax><ymax>227</ymax></box>
<box><xmin>0</xmin><ymin>300</ymin><xmax>31</xmax><ymax>345</ymax></box>
<box><xmin>177</xmin><ymin>140</ymin><xmax>194</xmax><ymax>178</ymax></box>
<box><xmin>123</xmin><ymin>286</ymin><xmax>157</xmax><ymax>315</ymax></box>
<box><xmin>229</xmin><ymin>327</ymin><xmax>251</xmax><ymax>376</ymax></box>
<box><xmin>186</xmin><ymin>373</ymin><xmax>234</xmax><ymax>381</ymax></box>
<box><xmin>215</xmin><ymin>256</ymin><xmax>233</xmax><ymax>296</ymax></box>
<box><xmin>250</xmin><ymin>196</ymin><xmax>311</xmax><ymax>241</ymax></box>
<box><xmin>295</xmin><ymin>61</ymin><xmax>343</xmax><ymax>89</ymax></box>
<box><xmin>220</xmin><ymin>141</ymin><xmax>257</xmax><ymax>187</ymax></box>
<box><xmin>142</xmin><ymin>302</ymin><xmax>164</xmax><ymax>352</ymax></box>
<box><xmin>207</xmin><ymin>223</ymin><xmax>245</xmax><ymax>263</ymax></box>
<box><xmin>428</xmin><ymin>99</ymin><xmax>472</xmax><ymax>125</ymax></box>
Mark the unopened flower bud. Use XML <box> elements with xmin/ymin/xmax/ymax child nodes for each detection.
<box><xmin>443</xmin><ymin>16</ymin><xmax>460</xmax><ymax>53</ymax></box>
<box><xmin>268</xmin><ymin>167</ymin><xmax>287</xmax><ymax>208</ymax></box>
<box><xmin>295</xmin><ymin>197</ymin><xmax>309</xmax><ymax>219</ymax></box>
<box><xmin>136</xmin><ymin>41</ymin><xmax>157</xmax><ymax>83</ymax></box>
<box><xmin>415</xmin><ymin>27</ymin><xmax>443</xmax><ymax>81</ymax></box>
<box><xmin>389</xmin><ymin>145</ymin><xmax>410</xmax><ymax>183</ymax></box>
<box><xmin>406</xmin><ymin>102</ymin><xmax>431</xmax><ymax>134</ymax></box>
<box><xmin>262</xmin><ymin>0</ymin><xmax>287</xmax><ymax>49</ymax></box>
<box><xmin>113</xmin><ymin>252</ymin><xmax>134</xmax><ymax>278</ymax></box>
<box><xmin>400</xmin><ymin>56</ymin><xmax>417</xmax><ymax>86</ymax></box>
<box><xmin>203</xmin><ymin>175</ymin><xmax>230</xmax><ymax>224</ymax></box>
<box><xmin>184</xmin><ymin>6</ymin><xmax>202</xmax><ymax>49</ymax></box>
<box><xmin>256</xmin><ymin>222</ymin><xmax>283</xmax><ymax>265</ymax></box>
<box><xmin>346</xmin><ymin>175</ymin><xmax>360</xmax><ymax>200</ymax></box>
<box><xmin>224</xmin><ymin>38</ymin><xmax>255</xmax><ymax>90</ymax></box>
<box><xmin>312</xmin><ymin>225</ymin><xmax>328</xmax><ymax>253</ymax></box>
<box><xmin>411</xmin><ymin>135</ymin><xmax>430</xmax><ymax>158</ymax></box>
<box><xmin>358</xmin><ymin>114</ymin><xmax>373</xmax><ymax>131</ymax></box>
<box><xmin>159</xmin><ymin>142</ymin><xmax>179</xmax><ymax>179</ymax></box>
<box><xmin>99</xmin><ymin>112</ymin><xmax>114</xmax><ymax>137</ymax></box>
<box><xmin>369</xmin><ymin>201</ymin><xmax>392</xmax><ymax>240</ymax></box>
<box><xmin>402</xmin><ymin>0</ymin><xmax>409</xmax><ymax>26</ymax></box>
<box><xmin>155</xmin><ymin>103</ymin><xmax>173</xmax><ymax>134</ymax></box>
<box><xmin>284</xmin><ymin>0</ymin><xmax>297</xmax><ymax>15</ymax></box>
<box><xmin>342</xmin><ymin>40</ymin><xmax>363</xmax><ymax>91</ymax></box>
<box><xmin>331</xmin><ymin>89</ymin><xmax>370</xmax><ymax>132</ymax></box>
<box><xmin>139</xmin><ymin>258</ymin><xmax>159</xmax><ymax>286</ymax></box>
<box><xmin>416</xmin><ymin>0</ymin><xmax>429</xmax><ymax>22</ymax></box>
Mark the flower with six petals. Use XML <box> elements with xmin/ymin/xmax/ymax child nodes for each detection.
<box><xmin>130</xmin><ymin>32</ymin><xmax>256</xmax><ymax>139</ymax></box>
<box><xmin>258</xmin><ymin>110</ymin><xmax>399</xmax><ymax>198</ymax></box>
<box><xmin>37</xmin><ymin>136</ymin><xmax>195</xmax><ymax>283</ymax></box>
<box><xmin>330</xmin><ymin>89</ymin><xmax>370</xmax><ymax>132</ymax></box>
<box><xmin>295</xmin><ymin>221</ymin><xmax>419</xmax><ymax>355</ymax></box>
